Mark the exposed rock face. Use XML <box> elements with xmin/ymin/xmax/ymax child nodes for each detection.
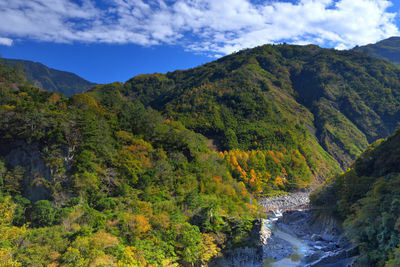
<box><xmin>259</xmin><ymin>220</ymin><xmax>271</xmax><ymax>246</ymax></box>
<box><xmin>304</xmin><ymin>248</ymin><xmax>358</xmax><ymax>267</ymax></box>
<box><xmin>1</xmin><ymin>140</ymin><xmax>52</xmax><ymax>202</ymax></box>
<box><xmin>0</xmin><ymin>140</ymin><xmax>71</xmax><ymax>203</ymax></box>
<box><xmin>210</xmin><ymin>219</ymin><xmax>270</xmax><ymax>267</ymax></box>
<box><xmin>210</xmin><ymin>247</ymin><xmax>264</xmax><ymax>267</ymax></box>
<box><xmin>278</xmin><ymin>210</ymin><xmax>342</xmax><ymax>238</ymax></box>
<box><xmin>276</xmin><ymin>210</ymin><xmax>357</xmax><ymax>267</ymax></box>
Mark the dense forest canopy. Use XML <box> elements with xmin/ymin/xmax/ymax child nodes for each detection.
<box><xmin>2</xmin><ymin>42</ymin><xmax>400</xmax><ymax>266</ymax></box>
<box><xmin>354</xmin><ymin>37</ymin><xmax>400</xmax><ymax>66</ymax></box>
<box><xmin>0</xmin><ymin>62</ymin><xmax>261</xmax><ymax>266</ymax></box>
<box><xmin>91</xmin><ymin>44</ymin><xmax>400</xmax><ymax>192</ymax></box>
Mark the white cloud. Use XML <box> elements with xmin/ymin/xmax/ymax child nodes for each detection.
<box><xmin>0</xmin><ymin>37</ymin><xmax>13</xmax><ymax>46</ymax></box>
<box><xmin>0</xmin><ymin>0</ymin><xmax>398</xmax><ymax>55</ymax></box>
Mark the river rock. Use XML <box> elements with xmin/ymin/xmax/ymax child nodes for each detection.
<box><xmin>259</xmin><ymin>191</ymin><xmax>310</xmax><ymax>210</ymax></box>
<box><xmin>221</xmin><ymin>192</ymin><xmax>360</xmax><ymax>267</ymax></box>
<box><xmin>276</xmin><ymin>221</ymin><xmax>297</xmax><ymax>236</ymax></box>
<box><xmin>321</xmin><ymin>234</ymin><xmax>335</xmax><ymax>242</ymax></box>
<box><xmin>263</xmin><ymin>236</ymin><xmax>294</xmax><ymax>261</ymax></box>
<box><xmin>304</xmin><ymin>243</ymin><xmax>358</xmax><ymax>267</ymax></box>
<box><xmin>311</xmin><ymin>234</ymin><xmax>323</xmax><ymax>241</ymax></box>
<box><xmin>303</xmin><ymin>250</ymin><xmax>325</xmax><ymax>263</ymax></box>
<box><xmin>306</xmin><ymin>250</ymin><xmax>347</xmax><ymax>266</ymax></box>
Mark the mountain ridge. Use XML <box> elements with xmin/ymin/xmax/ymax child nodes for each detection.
<box><xmin>90</xmin><ymin>44</ymin><xmax>400</xmax><ymax>187</ymax></box>
<box><xmin>354</xmin><ymin>36</ymin><xmax>400</xmax><ymax>65</ymax></box>
<box><xmin>2</xmin><ymin>58</ymin><xmax>95</xmax><ymax>97</ymax></box>
<box><xmin>2</xmin><ymin>42</ymin><xmax>400</xmax><ymax>265</ymax></box>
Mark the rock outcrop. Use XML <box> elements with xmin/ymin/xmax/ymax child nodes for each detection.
<box><xmin>0</xmin><ymin>140</ymin><xmax>71</xmax><ymax>203</ymax></box>
<box><xmin>210</xmin><ymin>219</ymin><xmax>271</xmax><ymax>267</ymax></box>
<box><xmin>1</xmin><ymin>140</ymin><xmax>52</xmax><ymax>202</ymax></box>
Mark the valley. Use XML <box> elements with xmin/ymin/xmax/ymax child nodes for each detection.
<box><xmin>0</xmin><ymin>40</ymin><xmax>400</xmax><ymax>266</ymax></box>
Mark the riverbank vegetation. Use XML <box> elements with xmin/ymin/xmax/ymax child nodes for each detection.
<box><xmin>311</xmin><ymin>132</ymin><xmax>400</xmax><ymax>266</ymax></box>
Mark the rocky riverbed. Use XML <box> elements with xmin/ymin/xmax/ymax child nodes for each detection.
<box><xmin>258</xmin><ymin>191</ymin><xmax>310</xmax><ymax>210</ymax></box>
<box><xmin>211</xmin><ymin>192</ymin><xmax>358</xmax><ymax>267</ymax></box>
<box><xmin>272</xmin><ymin>210</ymin><xmax>358</xmax><ymax>267</ymax></box>
<box><xmin>262</xmin><ymin>192</ymin><xmax>358</xmax><ymax>267</ymax></box>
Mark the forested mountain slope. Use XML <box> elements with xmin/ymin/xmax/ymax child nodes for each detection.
<box><xmin>311</xmin><ymin>130</ymin><xmax>400</xmax><ymax>266</ymax></box>
<box><xmin>91</xmin><ymin>44</ymin><xmax>400</xmax><ymax>191</ymax></box>
<box><xmin>2</xmin><ymin>43</ymin><xmax>400</xmax><ymax>266</ymax></box>
<box><xmin>354</xmin><ymin>37</ymin><xmax>400</xmax><ymax>65</ymax></box>
<box><xmin>0</xmin><ymin>62</ymin><xmax>260</xmax><ymax>266</ymax></box>
<box><xmin>3</xmin><ymin>58</ymin><xmax>95</xmax><ymax>97</ymax></box>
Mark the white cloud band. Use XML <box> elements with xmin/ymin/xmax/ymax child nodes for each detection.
<box><xmin>0</xmin><ymin>0</ymin><xmax>398</xmax><ymax>55</ymax></box>
<box><xmin>0</xmin><ymin>37</ymin><xmax>13</xmax><ymax>46</ymax></box>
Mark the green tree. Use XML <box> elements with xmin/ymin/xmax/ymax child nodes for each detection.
<box><xmin>31</xmin><ymin>200</ymin><xmax>56</xmax><ymax>227</ymax></box>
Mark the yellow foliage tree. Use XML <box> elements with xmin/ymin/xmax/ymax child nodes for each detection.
<box><xmin>0</xmin><ymin>197</ymin><xmax>25</xmax><ymax>266</ymax></box>
<box><xmin>118</xmin><ymin>246</ymin><xmax>146</xmax><ymax>267</ymax></box>
<box><xmin>64</xmin><ymin>230</ymin><xmax>119</xmax><ymax>266</ymax></box>
<box><xmin>48</xmin><ymin>93</ymin><xmax>61</xmax><ymax>105</ymax></box>
<box><xmin>91</xmin><ymin>230</ymin><xmax>120</xmax><ymax>251</ymax></box>
<box><xmin>123</xmin><ymin>214</ymin><xmax>151</xmax><ymax>238</ymax></box>
<box><xmin>0</xmin><ymin>248</ymin><xmax>21</xmax><ymax>267</ymax></box>
<box><xmin>200</xmin><ymin>233</ymin><xmax>220</xmax><ymax>264</ymax></box>
<box><xmin>90</xmin><ymin>254</ymin><xmax>117</xmax><ymax>267</ymax></box>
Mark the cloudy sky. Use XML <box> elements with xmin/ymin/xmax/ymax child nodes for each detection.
<box><xmin>0</xmin><ymin>0</ymin><xmax>399</xmax><ymax>83</ymax></box>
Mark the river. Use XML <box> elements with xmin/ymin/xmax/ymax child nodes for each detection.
<box><xmin>211</xmin><ymin>192</ymin><xmax>357</xmax><ymax>267</ymax></box>
<box><xmin>263</xmin><ymin>210</ymin><xmax>311</xmax><ymax>266</ymax></box>
<box><xmin>259</xmin><ymin>193</ymin><xmax>357</xmax><ymax>267</ymax></box>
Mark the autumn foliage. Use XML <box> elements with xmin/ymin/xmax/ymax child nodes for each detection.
<box><xmin>0</xmin><ymin>66</ymin><xmax>260</xmax><ymax>267</ymax></box>
<box><xmin>222</xmin><ymin>148</ymin><xmax>312</xmax><ymax>193</ymax></box>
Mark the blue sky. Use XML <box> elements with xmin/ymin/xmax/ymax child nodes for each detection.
<box><xmin>0</xmin><ymin>0</ymin><xmax>400</xmax><ymax>84</ymax></box>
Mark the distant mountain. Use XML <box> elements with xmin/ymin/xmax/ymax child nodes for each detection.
<box><xmin>354</xmin><ymin>37</ymin><xmax>400</xmax><ymax>65</ymax></box>
<box><xmin>2</xmin><ymin>58</ymin><xmax>95</xmax><ymax>97</ymax></box>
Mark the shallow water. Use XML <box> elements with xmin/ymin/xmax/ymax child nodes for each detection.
<box><xmin>263</xmin><ymin>212</ymin><xmax>310</xmax><ymax>267</ymax></box>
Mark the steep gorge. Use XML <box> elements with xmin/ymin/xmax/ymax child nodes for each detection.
<box><xmin>2</xmin><ymin>43</ymin><xmax>400</xmax><ymax>266</ymax></box>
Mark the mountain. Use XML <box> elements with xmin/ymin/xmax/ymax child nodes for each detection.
<box><xmin>2</xmin><ymin>43</ymin><xmax>400</xmax><ymax>265</ymax></box>
<box><xmin>0</xmin><ymin>60</ymin><xmax>260</xmax><ymax>266</ymax></box>
<box><xmin>90</xmin><ymin>44</ymin><xmax>400</xmax><ymax>191</ymax></box>
<box><xmin>2</xmin><ymin>58</ymin><xmax>95</xmax><ymax>97</ymax></box>
<box><xmin>354</xmin><ymin>37</ymin><xmax>400</xmax><ymax>65</ymax></box>
<box><xmin>311</xmin><ymin>129</ymin><xmax>400</xmax><ymax>266</ymax></box>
